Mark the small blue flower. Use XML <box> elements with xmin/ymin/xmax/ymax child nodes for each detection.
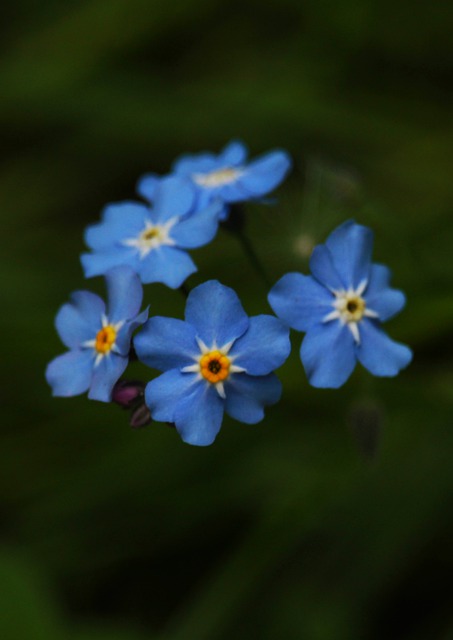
<box><xmin>268</xmin><ymin>220</ymin><xmax>413</xmax><ymax>388</ymax></box>
<box><xmin>81</xmin><ymin>176</ymin><xmax>223</xmax><ymax>288</ymax></box>
<box><xmin>134</xmin><ymin>280</ymin><xmax>291</xmax><ymax>446</ymax></box>
<box><xmin>137</xmin><ymin>140</ymin><xmax>292</xmax><ymax>219</ymax></box>
<box><xmin>46</xmin><ymin>266</ymin><xmax>148</xmax><ymax>402</ymax></box>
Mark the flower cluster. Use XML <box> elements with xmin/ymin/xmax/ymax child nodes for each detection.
<box><xmin>47</xmin><ymin>141</ymin><xmax>412</xmax><ymax>447</ymax></box>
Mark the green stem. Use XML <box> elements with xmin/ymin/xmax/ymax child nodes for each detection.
<box><xmin>220</xmin><ymin>204</ymin><xmax>272</xmax><ymax>288</ymax></box>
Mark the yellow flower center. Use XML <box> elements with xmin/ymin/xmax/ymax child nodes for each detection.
<box><xmin>200</xmin><ymin>350</ymin><xmax>231</xmax><ymax>384</ymax></box>
<box><xmin>95</xmin><ymin>325</ymin><xmax>117</xmax><ymax>354</ymax></box>
<box><xmin>122</xmin><ymin>219</ymin><xmax>177</xmax><ymax>258</ymax></box>
<box><xmin>324</xmin><ymin>283</ymin><xmax>378</xmax><ymax>345</ymax></box>
<box><xmin>139</xmin><ymin>225</ymin><xmax>167</xmax><ymax>247</ymax></box>
<box><xmin>142</xmin><ymin>228</ymin><xmax>160</xmax><ymax>241</ymax></box>
<box><xmin>339</xmin><ymin>294</ymin><xmax>366</xmax><ymax>322</ymax></box>
<box><xmin>193</xmin><ymin>167</ymin><xmax>241</xmax><ymax>188</ymax></box>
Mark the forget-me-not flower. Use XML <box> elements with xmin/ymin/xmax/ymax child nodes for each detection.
<box><xmin>46</xmin><ymin>266</ymin><xmax>148</xmax><ymax>401</ymax></box>
<box><xmin>137</xmin><ymin>140</ymin><xmax>292</xmax><ymax>219</ymax></box>
<box><xmin>268</xmin><ymin>220</ymin><xmax>413</xmax><ymax>388</ymax></box>
<box><xmin>81</xmin><ymin>176</ymin><xmax>223</xmax><ymax>289</ymax></box>
<box><xmin>134</xmin><ymin>280</ymin><xmax>291</xmax><ymax>446</ymax></box>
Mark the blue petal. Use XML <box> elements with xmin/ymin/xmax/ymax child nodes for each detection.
<box><xmin>105</xmin><ymin>266</ymin><xmax>143</xmax><ymax>324</ymax></box>
<box><xmin>136</xmin><ymin>173</ymin><xmax>161</xmax><ymax>203</ymax></box>
<box><xmin>185</xmin><ymin>280</ymin><xmax>249</xmax><ymax>347</ymax></box>
<box><xmin>220</xmin><ymin>140</ymin><xmax>248</xmax><ymax>165</ymax></box>
<box><xmin>190</xmin><ymin>192</ymin><xmax>228</xmax><ymax>220</ymax></box>
<box><xmin>309</xmin><ymin>245</ymin><xmax>344</xmax><ymax>291</ymax></box>
<box><xmin>115</xmin><ymin>307</ymin><xmax>149</xmax><ymax>355</ymax></box>
<box><xmin>325</xmin><ymin>220</ymin><xmax>373</xmax><ymax>289</ymax></box>
<box><xmin>102</xmin><ymin>202</ymin><xmax>149</xmax><ymax>226</ymax></box>
<box><xmin>170</xmin><ymin>201</ymin><xmax>222</xmax><ymax>249</ymax></box>
<box><xmin>152</xmin><ymin>176</ymin><xmax>195</xmax><ymax>222</ymax></box>
<box><xmin>69</xmin><ymin>291</ymin><xmax>105</xmax><ymax>327</ymax></box>
<box><xmin>208</xmin><ymin>182</ymin><xmax>245</xmax><ymax>203</ymax></box>
<box><xmin>138</xmin><ymin>246</ymin><xmax>197</xmax><ymax>288</ymax></box>
<box><xmin>301</xmin><ymin>321</ymin><xmax>356</xmax><ymax>388</ymax></box>
<box><xmin>356</xmin><ymin>320</ymin><xmax>413</xmax><ymax>377</ymax></box>
<box><xmin>224</xmin><ymin>373</ymin><xmax>282</xmax><ymax>424</ymax></box>
<box><xmin>268</xmin><ymin>272</ymin><xmax>333</xmax><ymax>332</ymax></box>
<box><xmin>88</xmin><ymin>353</ymin><xmax>128</xmax><ymax>402</ymax></box>
<box><xmin>173</xmin><ymin>152</ymin><xmax>218</xmax><ymax>175</ymax></box>
<box><xmin>145</xmin><ymin>369</ymin><xmax>201</xmax><ymax>423</ymax></box>
<box><xmin>192</xmin><ymin>189</ymin><xmax>217</xmax><ymax>210</ymax></box>
<box><xmin>46</xmin><ymin>350</ymin><xmax>94</xmax><ymax>397</ymax></box>
<box><xmin>236</xmin><ymin>150</ymin><xmax>291</xmax><ymax>198</ymax></box>
<box><xmin>134</xmin><ymin>317</ymin><xmax>198</xmax><ymax>371</ymax></box>
<box><xmin>85</xmin><ymin>203</ymin><xmax>148</xmax><ymax>250</ymax></box>
<box><xmin>80</xmin><ymin>248</ymin><xmax>139</xmax><ymax>278</ymax></box>
<box><xmin>55</xmin><ymin>291</ymin><xmax>104</xmax><ymax>348</ymax></box>
<box><xmin>364</xmin><ymin>264</ymin><xmax>406</xmax><ymax>321</ymax></box>
<box><xmin>229</xmin><ymin>315</ymin><xmax>291</xmax><ymax>375</ymax></box>
<box><xmin>217</xmin><ymin>203</ymin><xmax>230</xmax><ymax>220</ymax></box>
<box><xmin>174</xmin><ymin>381</ymin><xmax>224</xmax><ymax>446</ymax></box>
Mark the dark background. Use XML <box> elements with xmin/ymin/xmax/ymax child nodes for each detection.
<box><xmin>2</xmin><ymin>1</ymin><xmax>453</xmax><ymax>638</ymax></box>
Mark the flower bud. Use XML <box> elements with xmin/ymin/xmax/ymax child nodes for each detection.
<box><xmin>130</xmin><ymin>402</ymin><xmax>152</xmax><ymax>429</ymax></box>
<box><xmin>112</xmin><ymin>380</ymin><xmax>145</xmax><ymax>409</ymax></box>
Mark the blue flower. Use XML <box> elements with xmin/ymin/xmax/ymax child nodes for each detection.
<box><xmin>268</xmin><ymin>220</ymin><xmax>413</xmax><ymax>388</ymax></box>
<box><xmin>137</xmin><ymin>140</ymin><xmax>292</xmax><ymax>219</ymax></box>
<box><xmin>81</xmin><ymin>176</ymin><xmax>223</xmax><ymax>289</ymax></box>
<box><xmin>134</xmin><ymin>280</ymin><xmax>291</xmax><ymax>446</ymax></box>
<box><xmin>46</xmin><ymin>266</ymin><xmax>148</xmax><ymax>402</ymax></box>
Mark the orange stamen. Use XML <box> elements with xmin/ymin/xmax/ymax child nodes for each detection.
<box><xmin>200</xmin><ymin>350</ymin><xmax>231</xmax><ymax>384</ymax></box>
<box><xmin>95</xmin><ymin>326</ymin><xmax>117</xmax><ymax>354</ymax></box>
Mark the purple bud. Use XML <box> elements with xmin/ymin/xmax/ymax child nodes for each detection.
<box><xmin>112</xmin><ymin>380</ymin><xmax>145</xmax><ymax>409</ymax></box>
<box><xmin>130</xmin><ymin>402</ymin><xmax>152</xmax><ymax>429</ymax></box>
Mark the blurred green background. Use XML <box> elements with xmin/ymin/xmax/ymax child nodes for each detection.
<box><xmin>2</xmin><ymin>1</ymin><xmax>453</xmax><ymax>638</ymax></box>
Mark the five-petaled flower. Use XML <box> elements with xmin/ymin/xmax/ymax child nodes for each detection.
<box><xmin>134</xmin><ymin>280</ymin><xmax>291</xmax><ymax>446</ymax></box>
<box><xmin>268</xmin><ymin>220</ymin><xmax>412</xmax><ymax>388</ymax></box>
<box><xmin>81</xmin><ymin>176</ymin><xmax>223</xmax><ymax>289</ymax></box>
<box><xmin>46</xmin><ymin>266</ymin><xmax>148</xmax><ymax>401</ymax></box>
<box><xmin>137</xmin><ymin>140</ymin><xmax>292</xmax><ymax>220</ymax></box>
